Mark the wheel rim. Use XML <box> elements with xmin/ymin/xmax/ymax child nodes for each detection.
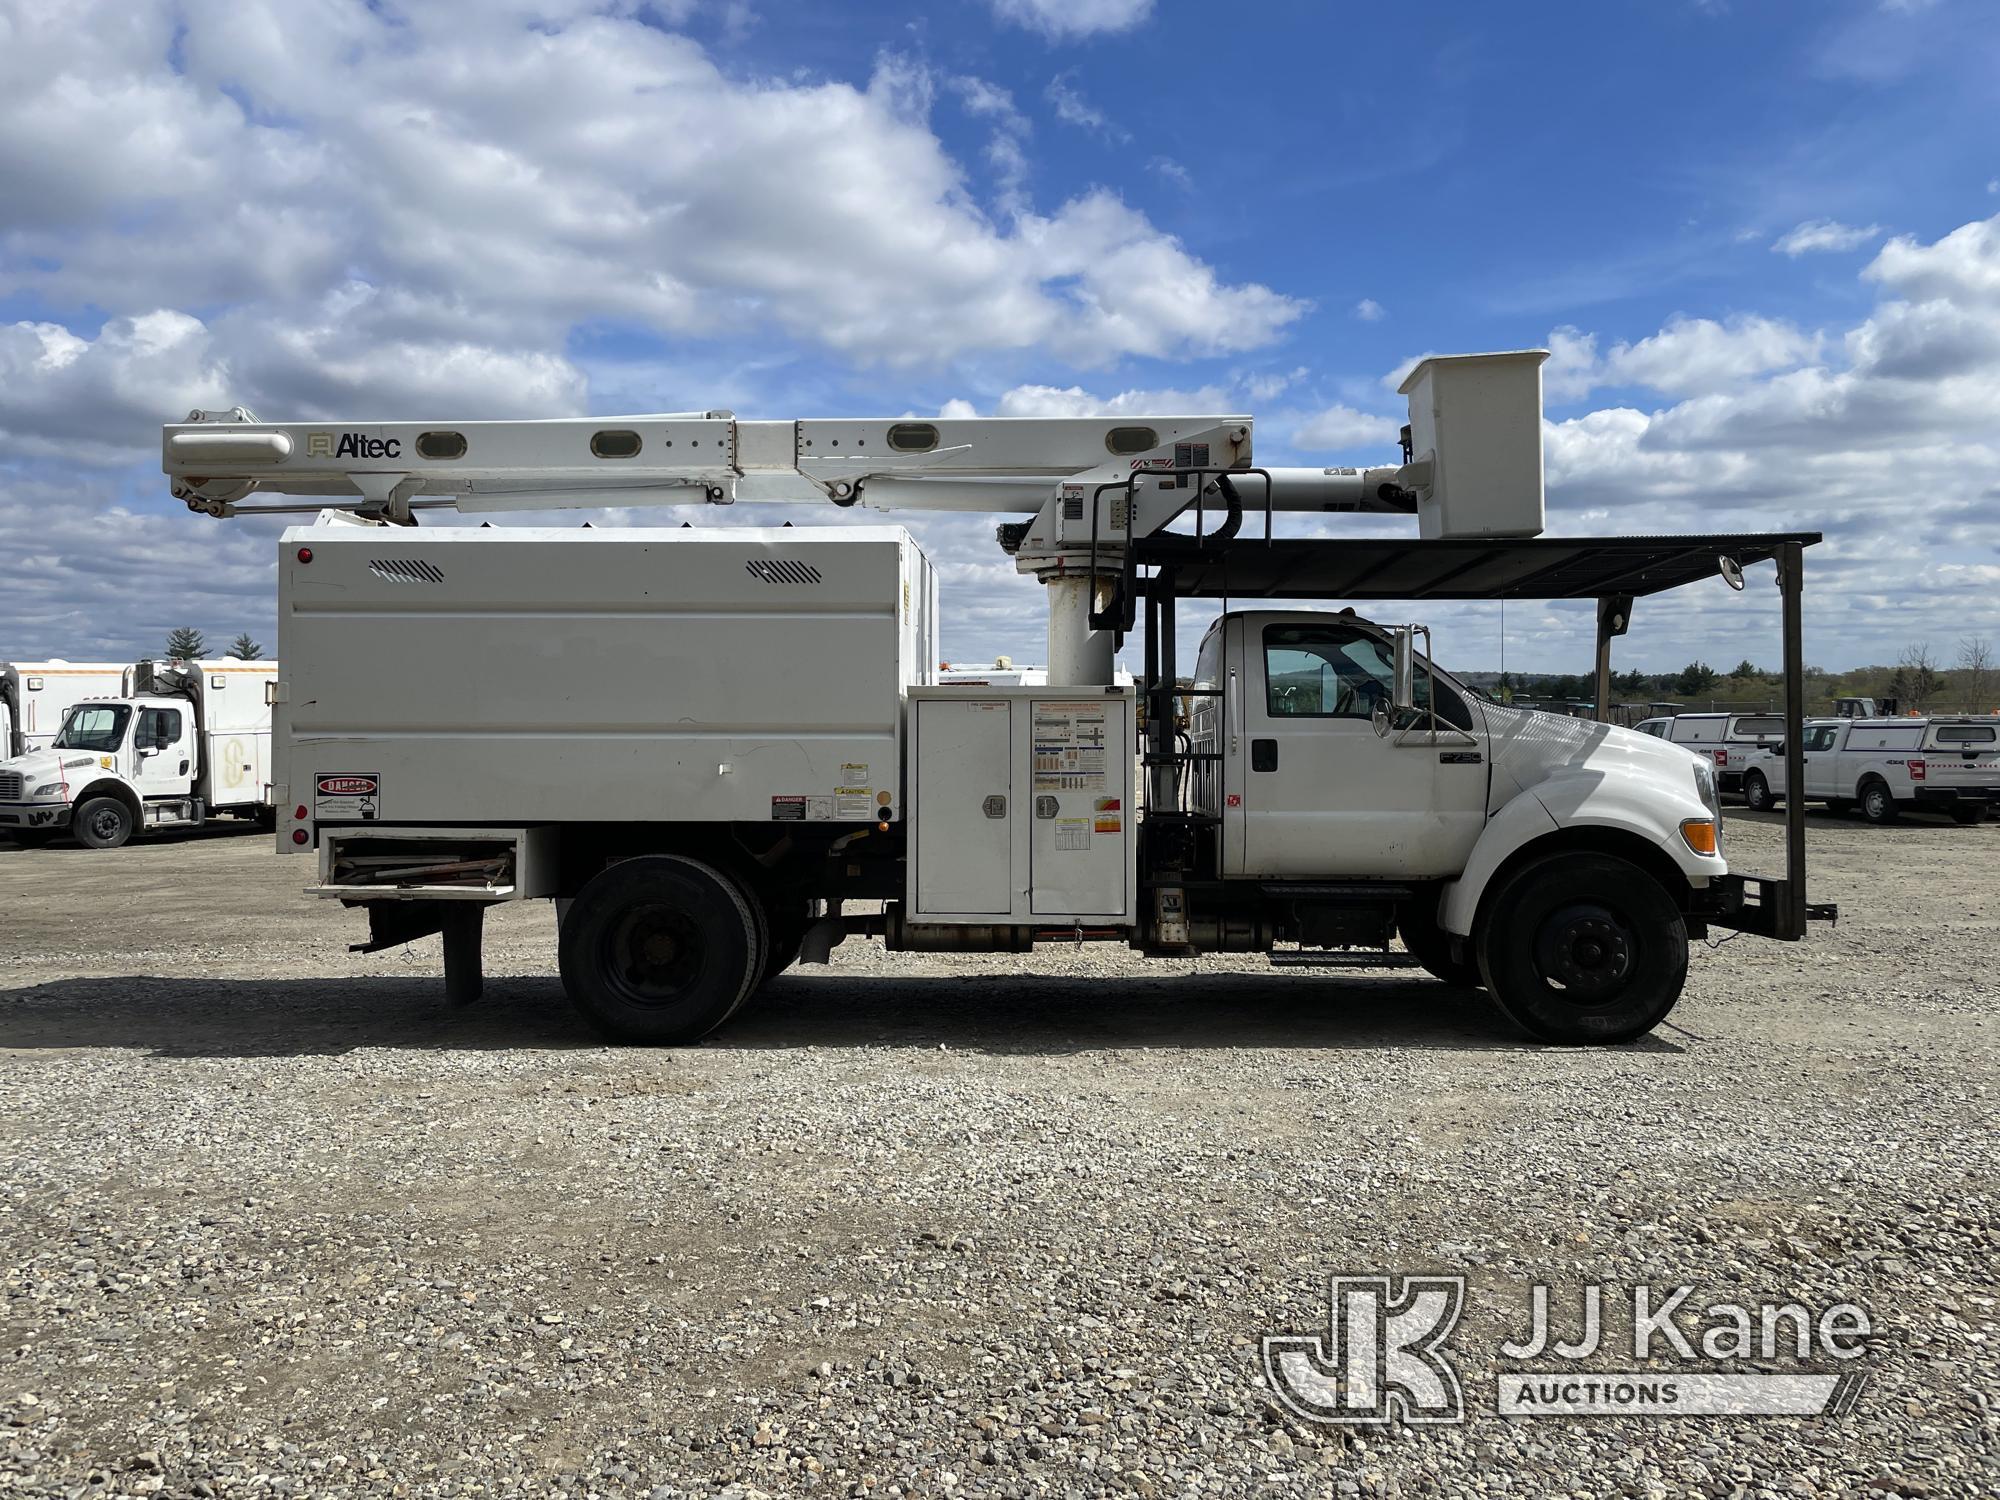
<box><xmin>605</xmin><ymin>902</ymin><xmax>708</xmax><ymax>1008</ymax></box>
<box><xmin>1748</xmin><ymin>777</ymin><xmax>1767</xmax><ymax>808</ymax></box>
<box><xmin>1531</xmin><ymin>901</ymin><xmax>1637</xmax><ymax>1007</ymax></box>
<box><xmin>1866</xmin><ymin>787</ymin><xmax>1887</xmax><ymax>817</ymax></box>
<box><xmin>88</xmin><ymin>806</ymin><xmax>124</xmax><ymax>842</ymax></box>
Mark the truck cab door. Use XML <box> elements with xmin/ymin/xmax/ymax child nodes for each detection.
<box><xmin>1222</xmin><ymin>619</ymin><xmax>1489</xmax><ymax>879</ymax></box>
<box><xmin>131</xmin><ymin>705</ymin><xmax>191</xmax><ymax>798</ymax></box>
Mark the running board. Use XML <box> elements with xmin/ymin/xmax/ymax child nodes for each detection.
<box><xmin>1269</xmin><ymin>951</ymin><xmax>1423</xmax><ymax>969</ymax></box>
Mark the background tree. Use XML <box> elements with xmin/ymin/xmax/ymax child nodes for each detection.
<box><xmin>164</xmin><ymin>627</ymin><xmax>205</xmax><ymax>661</ymax></box>
<box><xmin>1959</xmin><ymin>635</ymin><xmax>1994</xmax><ymax>711</ymax></box>
<box><xmin>1889</xmin><ymin>642</ymin><xmax>1943</xmax><ymax>712</ymax></box>
<box><xmin>1729</xmin><ymin>659</ymin><xmax>1761</xmax><ymax>680</ymax></box>
<box><xmin>1675</xmin><ymin>660</ymin><xmax>1718</xmax><ymax>696</ymax></box>
<box><xmin>227</xmin><ymin>633</ymin><xmax>265</xmax><ymax>660</ymax></box>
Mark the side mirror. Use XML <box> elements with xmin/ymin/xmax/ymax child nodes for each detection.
<box><xmin>1391</xmin><ymin>627</ymin><xmax>1416</xmax><ymax>714</ymax></box>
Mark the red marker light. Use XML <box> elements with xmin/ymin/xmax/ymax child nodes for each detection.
<box><xmin>294</xmin><ymin>804</ymin><xmax>308</xmax><ymax>820</ymax></box>
<box><xmin>297</xmin><ymin>546</ymin><xmax>313</xmax><ymax>564</ymax></box>
<box><xmin>291</xmin><ymin>828</ymin><xmax>309</xmax><ymax>845</ymax></box>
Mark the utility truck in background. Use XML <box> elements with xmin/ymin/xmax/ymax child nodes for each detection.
<box><xmin>0</xmin><ymin>659</ymin><xmax>277</xmax><ymax>847</ymax></box>
<box><xmin>1742</xmin><ymin>715</ymin><xmax>2000</xmax><ymax>823</ymax></box>
<box><xmin>161</xmin><ymin>349</ymin><xmax>1837</xmax><ymax>1045</ymax></box>
<box><xmin>1</xmin><ymin>661</ymin><xmax>128</xmax><ymax>759</ymax></box>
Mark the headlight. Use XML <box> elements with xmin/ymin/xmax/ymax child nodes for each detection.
<box><xmin>1691</xmin><ymin>759</ymin><xmax>1719</xmax><ymax>817</ymax></box>
<box><xmin>31</xmin><ymin>782</ymin><xmax>64</xmax><ymax>798</ymax></box>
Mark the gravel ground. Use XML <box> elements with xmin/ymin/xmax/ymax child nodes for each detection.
<box><xmin>1</xmin><ymin>812</ymin><xmax>1996</xmax><ymax>1499</ymax></box>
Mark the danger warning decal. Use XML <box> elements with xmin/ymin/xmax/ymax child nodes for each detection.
<box><xmin>314</xmin><ymin>772</ymin><xmax>379</xmax><ymax>821</ymax></box>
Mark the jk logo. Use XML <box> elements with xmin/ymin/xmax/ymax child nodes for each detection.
<box><xmin>1263</xmin><ymin>1275</ymin><xmax>1466</xmax><ymax>1425</ymax></box>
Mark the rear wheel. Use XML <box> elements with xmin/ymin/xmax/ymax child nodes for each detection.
<box><xmin>1950</xmin><ymin>804</ymin><xmax>1984</xmax><ymax>826</ymax></box>
<box><xmin>1396</xmin><ymin>898</ymin><xmax>1483</xmax><ymax>988</ymax></box>
<box><xmin>1742</xmin><ymin>771</ymin><xmax>1775</xmax><ymax>812</ymax></box>
<box><xmin>73</xmin><ymin>796</ymin><xmax>135</xmax><ymax>850</ymax></box>
<box><xmin>558</xmin><ymin>855</ymin><xmax>765</xmax><ymax>1044</ymax></box>
<box><xmin>1860</xmin><ymin>779</ymin><xmax>1899</xmax><ymax>824</ymax></box>
<box><xmin>1476</xmin><ymin>852</ymin><xmax>1688</xmax><ymax>1044</ymax></box>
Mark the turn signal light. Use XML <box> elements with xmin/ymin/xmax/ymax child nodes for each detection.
<box><xmin>1679</xmin><ymin>819</ymin><xmax>1718</xmax><ymax>856</ymax></box>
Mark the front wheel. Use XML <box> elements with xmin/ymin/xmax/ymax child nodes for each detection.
<box><xmin>1476</xmin><ymin>852</ymin><xmax>1688</xmax><ymax>1044</ymax></box>
<box><xmin>558</xmin><ymin>855</ymin><xmax>766</xmax><ymax>1044</ymax></box>
<box><xmin>73</xmin><ymin>796</ymin><xmax>135</xmax><ymax>850</ymax></box>
<box><xmin>1742</xmin><ymin>772</ymin><xmax>1775</xmax><ymax>812</ymax></box>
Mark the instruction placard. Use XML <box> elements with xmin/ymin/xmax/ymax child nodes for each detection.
<box><xmin>1033</xmin><ymin>702</ymin><xmax>1108</xmax><ymax>791</ymax></box>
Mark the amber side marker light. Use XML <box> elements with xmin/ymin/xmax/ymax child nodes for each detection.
<box><xmin>1680</xmin><ymin>819</ymin><xmax>1718</xmax><ymax>856</ymax></box>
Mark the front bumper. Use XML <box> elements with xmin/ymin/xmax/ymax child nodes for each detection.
<box><xmin>1691</xmin><ymin>873</ymin><xmax>1838</xmax><ymax>940</ymax></box>
<box><xmin>0</xmin><ymin>801</ymin><xmax>73</xmax><ymax>832</ymax></box>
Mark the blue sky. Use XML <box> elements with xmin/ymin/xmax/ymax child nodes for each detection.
<box><xmin>2</xmin><ymin>0</ymin><xmax>1998</xmax><ymax>678</ymax></box>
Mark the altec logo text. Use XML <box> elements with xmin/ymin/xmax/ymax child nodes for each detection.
<box><xmin>305</xmin><ymin>432</ymin><xmax>402</xmax><ymax>460</ymax></box>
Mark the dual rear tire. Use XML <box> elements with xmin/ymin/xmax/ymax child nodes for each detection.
<box><xmin>559</xmin><ymin>855</ymin><xmax>767</xmax><ymax>1045</ymax></box>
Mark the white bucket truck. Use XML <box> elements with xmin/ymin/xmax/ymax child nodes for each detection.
<box><xmin>160</xmin><ymin>351</ymin><xmax>1835</xmax><ymax>1045</ymax></box>
<box><xmin>1742</xmin><ymin>715</ymin><xmax>1999</xmax><ymax>823</ymax></box>
<box><xmin>1</xmin><ymin>661</ymin><xmax>128</xmax><ymax>759</ymax></box>
<box><xmin>0</xmin><ymin>659</ymin><xmax>277</xmax><ymax>847</ymax></box>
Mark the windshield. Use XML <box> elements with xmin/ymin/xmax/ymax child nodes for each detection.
<box><xmin>53</xmin><ymin>703</ymin><xmax>129</xmax><ymax>752</ymax></box>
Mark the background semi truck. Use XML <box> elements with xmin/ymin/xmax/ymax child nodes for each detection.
<box><xmin>1</xmin><ymin>661</ymin><xmax>127</xmax><ymax>759</ymax></box>
<box><xmin>0</xmin><ymin>658</ymin><xmax>277</xmax><ymax>847</ymax></box>
<box><xmin>162</xmin><ymin>350</ymin><xmax>1835</xmax><ymax>1046</ymax></box>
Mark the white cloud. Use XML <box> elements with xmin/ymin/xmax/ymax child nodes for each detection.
<box><xmin>1292</xmin><ymin>403</ymin><xmax>1398</xmax><ymax>450</ymax></box>
<box><xmin>1772</xmin><ymin>218</ymin><xmax>1885</xmax><ymax>256</ymax></box>
<box><xmin>0</xmin><ymin>1</ymin><xmax>1296</xmax><ymax>374</ymax></box>
<box><xmin>1045</xmin><ymin>72</ymin><xmax>1128</xmax><ymax>142</ymax></box>
<box><xmin>990</xmin><ymin>0</ymin><xmax>1155</xmax><ymax>40</ymax></box>
<box><xmin>1353</xmin><ymin>298</ymin><xmax>1386</xmax><ymax>322</ymax></box>
<box><xmin>1537</xmin><ymin>316</ymin><xmax>1817</xmax><ymax>401</ymax></box>
<box><xmin>954</xmin><ymin>383</ymin><xmax>1240</xmax><ymax>418</ymax></box>
<box><xmin>1603</xmin><ymin>315</ymin><xmax>1820</xmax><ymax>396</ymax></box>
<box><xmin>1150</xmin><ymin>157</ymin><xmax>1193</xmax><ymax>191</ymax></box>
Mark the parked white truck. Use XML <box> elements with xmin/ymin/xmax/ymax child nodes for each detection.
<box><xmin>1655</xmin><ymin>711</ymin><xmax>1788</xmax><ymax>796</ymax></box>
<box><xmin>1</xmin><ymin>661</ymin><xmax>128</xmax><ymax>759</ymax></box>
<box><xmin>1742</xmin><ymin>715</ymin><xmax>1999</xmax><ymax>824</ymax></box>
<box><xmin>161</xmin><ymin>350</ymin><xmax>1835</xmax><ymax>1045</ymax></box>
<box><xmin>0</xmin><ymin>659</ymin><xmax>277</xmax><ymax>847</ymax></box>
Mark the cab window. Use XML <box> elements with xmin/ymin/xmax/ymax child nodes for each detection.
<box><xmin>1261</xmin><ymin>624</ymin><xmax>1470</xmax><ymax>728</ymax></box>
<box><xmin>53</xmin><ymin>704</ymin><xmax>129</xmax><ymax>752</ymax></box>
<box><xmin>135</xmin><ymin>707</ymin><xmax>182</xmax><ymax>751</ymax></box>
<box><xmin>1803</xmin><ymin>726</ymin><xmax>1839</xmax><ymax>752</ymax></box>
